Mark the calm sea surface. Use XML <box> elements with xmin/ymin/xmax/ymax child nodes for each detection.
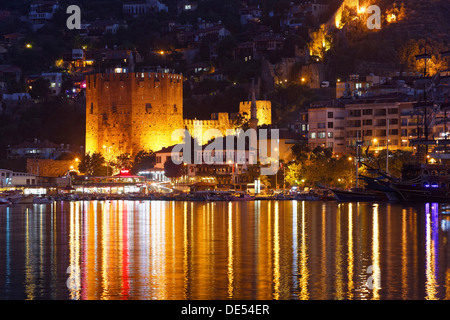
<box><xmin>0</xmin><ymin>200</ymin><xmax>450</xmax><ymax>300</ymax></box>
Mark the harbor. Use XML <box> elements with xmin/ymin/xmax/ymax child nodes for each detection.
<box><xmin>1</xmin><ymin>200</ymin><xmax>450</xmax><ymax>300</ymax></box>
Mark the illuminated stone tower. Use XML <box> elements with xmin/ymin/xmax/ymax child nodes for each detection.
<box><xmin>86</xmin><ymin>72</ymin><xmax>184</xmax><ymax>158</ymax></box>
<box><xmin>249</xmin><ymin>83</ymin><xmax>258</xmax><ymax>130</ymax></box>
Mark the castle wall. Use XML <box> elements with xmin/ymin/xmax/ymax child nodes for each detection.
<box><xmin>86</xmin><ymin>73</ymin><xmax>273</xmax><ymax>161</ymax></box>
<box><xmin>239</xmin><ymin>101</ymin><xmax>272</xmax><ymax>126</ymax></box>
<box><xmin>86</xmin><ymin>72</ymin><xmax>184</xmax><ymax>158</ymax></box>
<box><xmin>130</xmin><ymin>73</ymin><xmax>184</xmax><ymax>154</ymax></box>
<box><xmin>183</xmin><ymin>113</ymin><xmax>234</xmax><ymax>145</ymax></box>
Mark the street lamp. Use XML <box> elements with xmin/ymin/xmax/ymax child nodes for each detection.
<box><xmin>372</xmin><ymin>138</ymin><xmax>378</xmax><ymax>153</ymax></box>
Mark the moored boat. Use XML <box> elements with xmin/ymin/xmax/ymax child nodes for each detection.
<box><xmin>362</xmin><ymin>163</ymin><xmax>450</xmax><ymax>202</ymax></box>
<box><xmin>229</xmin><ymin>192</ymin><xmax>255</xmax><ymax>201</ymax></box>
<box><xmin>294</xmin><ymin>191</ymin><xmax>321</xmax><ymax>201</ymax></box>
<box><xmin>330</xmin><ymin>188</ymin><xmax>383</xmax><ymax>202</ymax></box>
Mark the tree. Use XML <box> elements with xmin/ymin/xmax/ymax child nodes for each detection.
<box><xmin>111</xmin><ymin>153</ymin><xmax>132</xmax><ymax>173</ymax></box>
<box><xmin>360</xmin><ymin>149</ymin><xmax>414</xmax><ymax>179</ymax></box>
<box><xmin>259</xmin><ymin>175</ymin><xmax>272</xmax><ymax>189</ymax></box>
<box><xmin>290</xmin><ymin>142</ymin><xmax>311</xmax><ymax>162</ymax></box>
<box><xmin>164</xmin><ymin>157</ymin><xmax>185</xmax><ymax>179</ymax></box>
<box><xmin>397</xmin><ymin>39</ymin><xmax>420</xmax><ymax>75</ymax></box>
<box><xmin>78</xmin><ymin>152</ymin><xmax>105</xmax><ymax>176</ymax></box>
<box><xmin>284</xmin><ymin>162</ymin><xmax>303</xmax><ymax>187</ymax></box>
<box><xmin>29</xmin><ymin>78</ymin><xmax>51</xmax><ymax>100</ymax></box>
<box><xmin>131</xmin><ymin>150</ymin><xmax>156</xmax><ymax>174</ymax></box>
<box><xmin>240</xmin><ymin>164</ymin><xmax>260</xmax><ymax>183</ymax></box>
<box><xmin>268</xmin><ymin>84</ymin><xmax>314</xmax><ymax>124</ymax></box>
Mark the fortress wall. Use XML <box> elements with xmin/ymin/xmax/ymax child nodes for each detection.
<box><xmin>87</xmin><ymin>73</ymin><xmax>274</xmax><ymax>159</ymax></box>
<box><xmin>239</xmin><ymin>101</ymin><xmax>272</xmax><ymax>126</ymax></box>
<box><xmin>86</xmin><ymin>72</ymin><xmax>184</xmax><ymax>158</ymax></box>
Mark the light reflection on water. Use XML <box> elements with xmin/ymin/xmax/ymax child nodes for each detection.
<box><xmin>1</xmin><ymin>200</ymin><xmax>450</xmax><ymax>300</ymax></box>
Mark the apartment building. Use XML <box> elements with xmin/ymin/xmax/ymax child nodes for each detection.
<box><xmin>307</xmin><ymin>98</ymin><xmax>448</xmax><ymax>155</ymax></box>
<box><xmin>307</xmin><ymin>101</ymin><xmax>347</xmax><ymax>154</ymax></box>
<box><xmin>345</xmin><ymin>100</ymin><xmax>415</xmax><ymax>152</ymax></box>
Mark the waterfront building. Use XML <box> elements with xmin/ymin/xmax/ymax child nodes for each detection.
<box><xmin>72</xmin><ymin>169</ymin><xmax>148</xmax><ymax>195</ymax></box>
<box><xmin>307</xmin><ymin>101</ymin><xmax>347</xmax><ymax>153</ymax></box>
<box><xmin>306</xmin><ymin>97</ymin><xmax>448</xmax><ymax>155</ymax></box>
<box><xmin>0</xmin><ymin>168</ymin><xmax>70</xmax><ymax>195</ymax></box>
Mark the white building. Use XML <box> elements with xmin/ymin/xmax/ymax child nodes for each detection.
<box><xmin>123</xmin><ymin>0</ymin><xmax>168</xmax><ymax>17</ymax></box>
<box><xmin>28</xmin><ymin>1</ymin><xmax>59</xmax><ymax>30</ymax></box>
<box><xmin>239</xmin><ymin>5</ymin><xmax>262</xmax><ymax>25</ymax></box>
<box><xmin>0</xmin><ymin>169</ymin><xmax>12</xmax><ymax>188</ymax></box>
<box><xmin>2</xmin><ymin>93</ymin><xmax>32</xmax><ymax>101</ymax></box>
<box><xmin>0</xmin><ymin>169</ymin><xmax>37</xmax><ymax>188</ymax></box>
<box><xmin>41</xmin><ymin>72</ymin><xmax>63</xmax><ymax>95</ymax></box>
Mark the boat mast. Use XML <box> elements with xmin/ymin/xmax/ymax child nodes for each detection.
<box><xmin>415</xmin><ymin>45</ymin><xmax>432</xmax><ymax>163</ymax></box>
<box><xmin>356</xmin><ymin>131</ymin><xmax>361</xmax><ymax>188</ymax></box>
<box><xmin>386</xmin><ymin>117</ymin><xmax>389</xmax><ymax>174</ymax></box>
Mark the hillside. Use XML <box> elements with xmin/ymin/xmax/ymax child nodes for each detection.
<box><xmin>318</xmin><ymin>0</ymin><xmax>450</xmax><ymax>79</ymax></box>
